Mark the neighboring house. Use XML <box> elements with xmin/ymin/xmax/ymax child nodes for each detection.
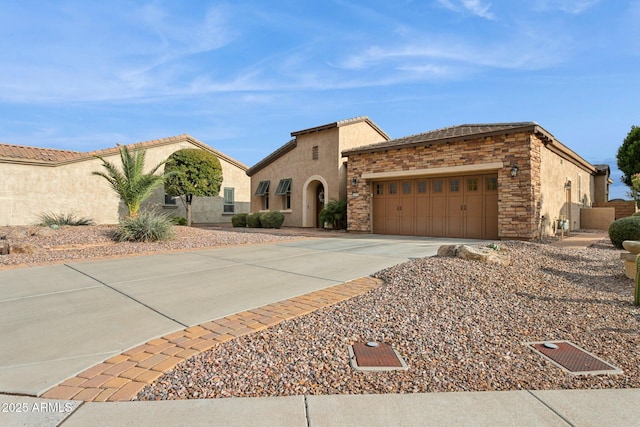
<box><xmin>0</xmin><ymin>134</ymin><xmax>249</xmax><ymax>226</ymax></box>
<box><xmin>246</xmin><ymin>117</ymin><xmax>390</xmax><ymax>227</ymax></box>
<box><xmin>343</xmin><ymin>122</ymin><xmax>611</xmax><ymax>240</ymax></box>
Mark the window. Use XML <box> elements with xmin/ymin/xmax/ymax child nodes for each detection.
<box><xmin>275</xmin><ymin>178</ymin><xmax>292</xmax><ymax>210</ymax></box>
<box><xmin>389</xmin><ymin>183</ymin><xmax>397</xmax><ymax>194</ymax></box>
<box><xmin>255</xmin><ymin>180</ymin><xmax>270</xmax><ymax>196</ymax></box>
<box><xmin>255</xmin><ymin>180</ymin><xmax>270</xmax><ymax>210</ymax></box>
<box><xmin>467</xmin><ymin>178</ymin><xmax>478</xmax><ymax>192</ymax></box>
<box><xmin>403</xmin><ymin>182</ymin><xmax>411</xmax><ymax>194</ymax></box>
<box><xmin>164</xmin><ymin>194</ymin><xmax>177</xmax><ymax>205</ymax></box>
<box><xmin>449</xmin><ymin>179</ymin><xmax>460</xmax><ymax>192</ymax></box>
<box><xmin>433</xmin><ymin>180</ymin><xmax>443</xmax><ymax>193</ymax></box>
<box><xmin>376</xmin><ymin>183</ymin><xmax>384</xmax><ymax>195</ymax></box>
<box><xmin>417</xmin><ymin>181</ymin><xmax>427</xmax><ymax>193</ymax></box>
<box><xmin>312</xmin><ymin>145</ymin><xmax>319</xmax><ymax>160</ymax></box>
<box><xmin>487</xmin><ymin>177</ymin><xmax>498</xmax><ymax>191</ymax></box>
<box><xmin>223</xmin><ymin>188</ymin><xmax>234</xmax><ymax>213</ymax></box>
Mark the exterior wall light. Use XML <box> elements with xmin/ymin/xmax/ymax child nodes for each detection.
<box><xmin>564</xmin><ymin>181</ymin><xmax>572</xmax><ymax>190</ymax></box>
<box><xmin>510</xmin><ymin>165</ymin><xmax>519</xmax><ymax>177</ymax></box>
<box><xmin>351</xmin><ymin>177</ymin><xmax>358</xmax><ymax>186</ymax></box>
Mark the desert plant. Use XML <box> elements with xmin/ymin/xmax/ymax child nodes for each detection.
<box><xmin>38</xmin><ymin>211</ymin><xmax>94</xmax><ymax>226</ymax></box>
<box><xmin>247</xmin><ymin>213</ymin><xmax>262</xmax><ymax>228</ymax></box>
<box><xmin>260</xmin><ymin>211</ymin><xmax>285</xmax><ymax>229</ymax></box>
<box><xmin>112</xmin><ymin>211</ymin><xmax>175</xmax><ymax>242</ymax></box>
<box><xmin>164</xmin><ymin>149</ymin><xmax>223</xmax><ymax>226</ymax></box>
<box><xmin>231</xmin><ymin>213</ymin><xmax>248</xmax><ymax>228</ymax></box>
<box><xmin>93</xmin><ymin>145</ymin><xmax>168</xmax><ymax>218</ymax></box>
<box><xmin>608</xmin><ymin>216</ymin><xmax>640</xmax><ymax>248</ymax></box>
<box><xmin>171</xmin><ymin>216</ymin><xmax>187</xmax><ymax>226</ymax></box>
<box><xmin>318</xmin><ymin>198</ymin><xmax>347</xmax><ymax>229</ymax></box>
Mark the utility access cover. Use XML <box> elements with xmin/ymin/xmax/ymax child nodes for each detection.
<box><xmin>527</xmin><ymin>340</ymin><xmax>622</xmax><ymax>375</ymax></box>
<box><xmin>348</xmin><ymin>342</ymin><xmax>408</xmax><ymax>372</ymax></box>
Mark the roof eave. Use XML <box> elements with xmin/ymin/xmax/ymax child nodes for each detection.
<box><xmin>343</xmin><ymin>124</ymin><xmax>540</xmax><ymax>156</ymax></box>
<box><xmin>246</xmin><ymin>139</ymin><xmax>297</xmax><ymax>177</ymax></box>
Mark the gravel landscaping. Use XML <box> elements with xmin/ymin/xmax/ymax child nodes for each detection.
<box><xmin>135</xmin><ymin>239</ymin><xmax>640</xmax><ymax>400</ymax></box>
<box><xmin>0</xmin><ymin>225</ymin><xmax>301</xmax><ymax>267</ymax></box>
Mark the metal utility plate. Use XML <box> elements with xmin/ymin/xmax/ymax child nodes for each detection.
<box><xmin>348</xmin><ymin>342</ymin><xmax>408</xmax><ymax>372</ymax></box>
<box><xmin>526</xmin><ymin>340</ymin><xmax>622</xmax><ymax>376</ymax></box>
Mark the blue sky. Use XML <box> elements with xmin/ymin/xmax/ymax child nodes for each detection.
<box><xmin>1</xmin><ymin>0</ymin><xmax>638</xmax><ymax>199</ymax></box>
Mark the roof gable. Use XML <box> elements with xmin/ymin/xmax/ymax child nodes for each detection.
<box><xmin>247</xmin><ymin>116</ymin><xmax>390</xmax><ymax>176</ymax></box>
<box><xmin>0</xmin><ymin>134</ymin><xmax>248</xmax><ymax>171</ymax></box>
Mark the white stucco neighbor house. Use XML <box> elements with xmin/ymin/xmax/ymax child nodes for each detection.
<box><xmin>0</xmin><ymin>134</ymin><xmax>250</xmax><ymax>226</ymax></box>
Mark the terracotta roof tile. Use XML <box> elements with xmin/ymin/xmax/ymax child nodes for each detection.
<box><xmin>0</xmin><ymin>134</ymin><xmax>248</xmax><ymax>171</ymax></box>
<box><xmin>343</xmin><ymin>122</ymin><xmax>540</xmax><ymax>155</ymax></box>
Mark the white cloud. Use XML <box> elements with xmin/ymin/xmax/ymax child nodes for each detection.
<box><xmin>532</xmin><ymin>0</ymin><xmax>600</xmax><ymax>14</ymax></box>
<box><xmin>436</xmin><ymin>0</ymin><xmax>495</xmax><ymax>19</ymax></box>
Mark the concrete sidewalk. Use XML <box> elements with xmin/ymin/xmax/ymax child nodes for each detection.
<box><xmin>2</xmin><ymin>388</ymin><xmax>638</xmax><ymax>426</ymax></box>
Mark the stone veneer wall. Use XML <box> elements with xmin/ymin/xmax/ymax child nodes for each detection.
<box><xmin>346</xmin><ymin>131</ymin><xmax>542</xmax><ymax>240</ymax></box>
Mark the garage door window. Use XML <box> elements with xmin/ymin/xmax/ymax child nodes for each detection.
<box><xmin>389</xmin><ymin>183</ymin><xmax>397</xmax><ymax>194</ymax></box>
<box><xmin>450</xmin><ymin>179</ymin><xmax>460</xmax><ymax>192</ymax></box>
<box><xmin>467</xmin><ymin>178</ymin><xmax>478</xmax><ymax>191</ymax></box>
<box><xmin>376</xmin><ymin>183</ymin><xmax>384</xmax><ymax>195</ymax></box>
<box><xmin>417</xmin><ymin>181</ymin><xmax>427</xmax><ymax>193</ymax></box>
<box><xmin>403</xmin><ymin>182</ymin><xmax>411</xmax><ymax>194</ymax></box>
<box><xmin>487</xmin><ymin>177</ymin><xmax>498</xmax><ymax>191</ymax></box>
<box><xmin>433</xmin><ymin>180</ymin><xmax>443</xmax><ymax>193</ymax></box>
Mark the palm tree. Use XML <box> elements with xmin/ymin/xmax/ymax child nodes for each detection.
<box><xmin>92</xmin><ymin>145</ymin><xmax>166</xmax><ymax>218</ymax></box>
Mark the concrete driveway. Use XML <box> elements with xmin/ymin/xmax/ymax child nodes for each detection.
<box><xmin>0</xmin><ymin>234</ymin><xmax>489</xmax><ymax>396</ymax></box>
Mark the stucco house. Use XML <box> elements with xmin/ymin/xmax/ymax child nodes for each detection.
<box><xmin>343</xmin><ymin>122</ymin><xmax>611</xmax><ymax>240</ymax></box>
<box><xmin>0</xmin><ymin>134</ymin><xmax>249</xmax><ymax>226</ymax></box>
<box><xmin>249</xmin><ymin>118</ymin><xmax>610</xmax><ymax>240</ymax></box>
<box><xmin>246</xmin><ymin>117</ymin><xmax>390</xmax><ymax>227</ymax></box>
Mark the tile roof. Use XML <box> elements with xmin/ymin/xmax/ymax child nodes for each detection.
<box><xmin>343</xmin><ymin>121</ymin><xmax>598</xmax><ymax>174</ymax></box>
<box><xmin>0</xmin><ymin>134</ymin><xmax>248</xmax><ymax>170</ymax></box>
<box><xmin>342</xmin><ymin>122</ymin><xmax>543</xmax><ymax>155</ymax></box>
<box><xmin>291</xmin><ymin>116</ymin><xmax>390</xmax><ymax>140</ymax></box>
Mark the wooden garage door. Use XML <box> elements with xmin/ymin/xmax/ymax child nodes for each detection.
<box><xmin>372</xmin><ymin>174</ymin><xmax>498</xmax><ymax>239</ymax></box>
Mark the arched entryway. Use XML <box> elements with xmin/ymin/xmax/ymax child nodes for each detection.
<box><xmin>302</xmin><ymin>176</ymin><xmax>328</xmax><ymax>228</ymax></box>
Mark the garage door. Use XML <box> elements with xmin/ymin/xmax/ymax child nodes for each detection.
<box><xmin>372</xmin><ymin>174</ymin><xmax>498</xmax><ymax>239</ymax></box>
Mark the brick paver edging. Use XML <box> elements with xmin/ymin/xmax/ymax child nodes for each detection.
<box><xmin>40</xmin><ymin>276</ymin><xmax>383</xmax><ymax>402</ymax></box>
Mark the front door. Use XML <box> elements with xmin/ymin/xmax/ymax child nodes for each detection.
<box><xmin>315</xmin><ymin>184</ymin><xmax>325</xmax><ymax>228</ymax></box>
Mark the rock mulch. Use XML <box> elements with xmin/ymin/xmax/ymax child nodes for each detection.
<box><xmin>137</xmin><ymin>240</ymin><xmax>640</xmax><ymax>400</ymax></box>
<box><xmin>0</xmin><ymin>225</ymin><xmax>301</xmax><ymax>268</ymax></box>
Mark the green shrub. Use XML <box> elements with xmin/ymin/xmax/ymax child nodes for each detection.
<box><xmin>632</xmin><ymin>211</ymin><xmax>640</xmax><ymax>217</ymax></box>
<box><xmin>38</xmin><ymin>211</ymin><xmax>94</xmax><ymax>226</ymax></box>
<box><xmin>260</xmin><ymin>211</ymin><xmax>285</xmax><ymax>229</ymax></box>
<box><xmin>247</xmin><ymin>213</ymin><xmax>262</xmax><ymax>228</ymax></box>
<box><xmin>318</xmin><ymin>198</ymin><xmax>347</xmax><ymax>229</ymax></box>
<box><xmin>171</xmin><ymin>216</ymin><xmax>187</xmax><ymax>226</ymax></box>
<box><xmin>113</xmin><ymin>211</ymin><xmax>175</xmax><ymax>242</ymax></box>
<box><xmin>231</xmin><ymin>213</ymin><xmax>248</xmax><ymax>227</ymax></box>
<box><xmin>608</xmin><ymin>216</ymin><xmax>640</xmax><ymax>248</ymax></box>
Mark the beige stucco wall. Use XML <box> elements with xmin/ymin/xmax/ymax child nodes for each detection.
<box><xmin>249</xmin><ymin>120</ymin><xmax>388</xmax><ymax>227</ymax></box>
<box><xmin>249</xmin><ymin>128</ymin><xmax>341</xmax><ymax>227</ymax></box>
<box><xmin>538</xmin><ymin>136</ymin><xmax>595</xmax><ymax>235</ymax></box>
<box><xmin>580</xmin><ymin>207</ymin><xmax>615</xmax><ymax>230</ymax></box>
<box><xmin>0</xmin><ymin>140</ymin><xmax>249</xmax><ymax>226</ymax></box>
